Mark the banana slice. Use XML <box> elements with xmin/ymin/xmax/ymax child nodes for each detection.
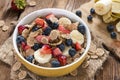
<box><xmin>63</xmin><ymin>47</ymin><xmax>71</xmax><ymax>57</ymax></box>
<box><xmin>34</xmin><ymin>49</ymin><xmax>52</xmax><ymax>64</ymax></box>
<box><xmin>94</xmin><ymin>0</ymin><xmax>112</xmax><ymax>15</ymax></box>
<box><xmin>70</xmin><ymin>30</ymin><xmax>84</xmax><ymax>44</ymax></box>
<box><xmin>116</xmin><ymin>21</ymin><xmax>120</xmax><ymax>32</ymax></box>
<box><xmin>58</xmin><ymin>17</ymin><xmax>71</xmax><ymax>27</ymax></box>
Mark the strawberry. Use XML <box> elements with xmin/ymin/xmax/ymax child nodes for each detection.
<box><xmin>75</xmin><ymin>42</ymin><xmax>82</xmax><ymax>51</ymax></box>
<box><xmin>46</xmin><ymin>13</ymin><xmax>55</xmax><ymax>19</ymax></box>
<box><xmin>58</xmin><ymin>25</ymin><xmax>70</xmax><ymax>34</ymax></box>
<box><xmin>21</xmin><ymin>42</ymin><xmax>31</xmax><ymax>51</ymax></box>
<box><xmin>52</xmin><ymin>48</ymin><xmax>62</xmax><ymax>57</ymax></box>
<box><xmin>58</xmin><ymin>55</ymin><xmax>67</xmax><ymax>66</ymax></box>
<box><xmin>35</xmin><ymin>18</ymin><xmax>45</xmax><ymax>27</ymax></box>
<box><xmin>18</xmin><ymin>25</ymin><xmax>26</xmax><ymax>35</ymax></box>
<box><xmin>40</xmin><ymin>45</ymin><xmax>52</xmax><ymax>54</ymax></box>
<box><xmin>11</xmin><ymin>0</ymin><xmax>26</xmax><ymax>11</ymax></box>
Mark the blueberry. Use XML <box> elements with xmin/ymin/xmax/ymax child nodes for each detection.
<box><xmin>16</xmin><ymin>35</ymin><xmax>25</xmax><ymax>44</ymax></box>
<box><xmin>90</xmin><ymin>8</ymin><xmax>95</xmax><ymax>14</ymax></box>
<box><xmin>77</xmin><ymin>24</ymin><xmax>86</xmax><ymax>35</ymax></box>
<box><xmin>110</xmin><ymin>32</ymin><xmax>117</xmax><ymax>39</ymax></box>
<box><xmin>43</xmin><ymin>27</ymin><xmax>52</xmax><ymax>36</ymax></box>
<box><xmin>51</xmin><ymin>22</ymin><xmax>59</xmax><ymax>29</ymax></box>
<box><xmin>26</xmin><ymin>55</ymin><xmax>34</xmax><ymax>63</ymax></box>
<box><xmin>51</xmin><ymin>60</ymin><xmax>60</xmax><ymax>67</ymax></box>
<box><xmin>107</xmin><ymin>25</ymin><xmax>114</xmax><ymax>32</ymax></box>
<box><xmin>32</xmin><ymin>26</ymin><xmax>40</xmax><ymax>32</ymax></box>
<box><xmin>58</xmin><ymin>44</ymin><xmax>65</xmax><ymax>51</ymax></box>
<box><xmin>32</xmin><ymin>43</ymin><xmax>43</xmax><ymax>51</ymax></box>
<box><xmin>65</xmin><ymin>39</ymin><xmax>73</xmax><ymax>46</ymax></box>
<box><xmin>69</xmin><ymin>48</ymin><xmax>76</xmax><ymax>57</ymax></box>
<box><xmin>87</xmin><ymin>15</ymin><xmax>93</xmax><ymax>21</ymax></box>
<box><xmin>45</xmin><ymin>19</ymin><xmax>52</xmax><ymax>26</ymax></box>
<box><xmin>76</xmin><ymin>10</ymin><xmax>82</xmax><ymax>17</ymax></box>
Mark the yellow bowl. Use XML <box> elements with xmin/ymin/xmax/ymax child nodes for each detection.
<box><xmin>13</xmin><ymin>8</ymin><xmax>91</xmax><ymax>77</ymax></box>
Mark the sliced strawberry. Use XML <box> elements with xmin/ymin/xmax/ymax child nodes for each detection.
<box><xmin>46</xmin><ymin>13</ymin><xmax>55</xmax><ymax>19</ymax></box>
<box><xmin>21</xmin><ymin>42</ymin><xmax>31</xmax><ymax>51</ymax></box>
<box><xmin>58</xmin><ymin>55</ymin><xmax>67</xmax><ymax>66</ymax></box>
<box><xmin>42</xmin><ymin>23</ymin><xmax>48</xmax><ymax>30</ymax></box>
<box><xmin>35</xmin><ymin>18</ymin><xmax>45</xmax><ymax>27</ymax></box>
<box><xmin>24</xmin><ymin>45</ymin><xmax>31</xmax><ymax>51</ymax></box>
<box><xmin>75</xmin><ymin>42</ymin><xmax>82</xmax><ymax>51</ymax></box>
<box><xmin>53</xmin><ymin>48</ymin><xmax>62</xmax><ymax>57</ymax></box>
<box><xmin>18</xmin><ymin>25</ymin><xmax>26</xmax><ymax>35</ymax></box>
<box><xmin>58</xmin><ymin>25</ymin><xmax>70</xmax><ymax>34</ymax></box>
<box><xmin>40</xmin><ymin>45</ymin><xmax>52</xmax><ymax>54</ymax></box>
<box><xmin>35</xmin><ymin>35</ymin><xmax>43</xmax><ymax>42</ymax></box>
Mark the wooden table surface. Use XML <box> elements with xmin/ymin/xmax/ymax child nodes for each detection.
<box><xmin>0</xmin><ymin>0</ymin><xmax>120</xmax><ymax>80</ymax></box>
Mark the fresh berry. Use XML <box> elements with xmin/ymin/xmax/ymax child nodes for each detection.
<box><xmin>32</xmin><ymin>43</ymin><xmax>42</xmax><ymax>51</ymax></box>
<box><xmin>40</xmin><ymin>45</ymin><xmax>52</xmax><ymax>54</ymax></box>
<box><xmin>51</xmin><ymin>60</ymin><xmax>60</xmax><ymax>67</ymax></box>
<box><xmin>45</xmin><ymin>19</ymin><xmax>53</xmax><ymax>26</ymax></box>
<box><xmin>53</xmin><ymin>48</ymin><xmax>62</xmax><ymax>57</ymax></box>
<box><xmin>69</xmin><ymin>48</ymin><xmax>76</xmax><ymax>57</ymax></box>
<box><xmin>24</xmin><ymin>45</ymin><xmax>31</xmax><ymax>51</ymax></box>
<box><xmin>26</xmin><ymin>55</ymin><xmax>34</xmax><ymax>63</ymax></box>
<box><xmin>76</xmin><ymin>10</ymin><xmax>82</xmax><ymax>17</ymax></box>
<box><xmin>77</xmin><ymin>24</ymin><xmax>86</xmax><ymax>35</ymax></box>
<box><xmin>90</xmin><ymin>8</ymin><xmax>95</xmax><ymax>14</ymax></box>
<box><xmin>18</xmin><ymin>25</ymin><xmax>26</xmax><ymax>34</ymax></box>
<box><xmin>58</xmin><ymin>25</ymin><xmax>70</xmax><ymax>34</ymax></box>
<box><xmin>75</xmin><ymin>42</ymin><xmax>82</xmax><ymax>51</ymax></box>
<box><xmin>35</xmin><ymin>18</ymin><xmax>45</xmax><ymax>27</ymax></box>
<box><xmin>21</xmin><ymin>42</ymin><xmax>31</xmax><ymax>51</ymax></box>
<box><xmin>51</xmin><ymin>22</ymin><xmax>59</xmax><ymax>29</ymax></box>
<box><xmin>107</xmin><ymin>25</ymin><xmax>114</xmax><ymax>32</ymax></box>
<box><xmin>57</xmin><ymin>44</ymin><xmax>65</xmax><ymax>51</ymax></box>
<box><xmin>46</xmin><ymin>14</ymin><xmax>55</xmax><ymax>19</ymax></box>
<box><xmin>16</xmin><ymin>35</ymin><xmax>25</xmax><ymax>44</ymax></box>
<box><xmin>58</xmin><ymin>55</ymin><xmax>67</xmax><ymax>66</ymax></box>
<box><xmin>32</xmin><ymin>26</ymin><xmax>40</xmax><ymax>32</ymax></box>
<box><xmin>43</xmin><ymin>27</ymin><xmax>52</xmax><ymax>36</ymax></box>
<box><xmin>65</xmin><ymin>39</ymin><xmax>73</xmax><ymax>46</ymax></box>
<box><xmin>11</xmin><ymin>0</ymin><xmax>26</xmax><ymax>11</ymax></box>
<box><xmin>35</xmin><ymin>35</ymin><xmax>43</xmax><ymax>42</ymax></box>
<box><xmin>110</xmin><ymin>32</ymin><xmax>117</xmax><ymax>39</ymax></box>
<box><xmin>87</xmin><ymin>15</ymin><xmax>93</xmax><ymax>21</ymax></box>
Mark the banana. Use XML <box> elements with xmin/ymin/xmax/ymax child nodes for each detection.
<box><xmin>63</xmin><ymin>47</ymin><xmax>71</xmax><ymax>57</ymax></box>
<box><xmin>70</xmin><ymin>30</ymin><xmax>84</xmax><ymax>44</ymax></box>
<box><xmin>34</xmin><ymin>49</ymin><xmax>52</xmax><ymax>64</ymax></box>
<box><xmin>94</xmin><ymin>0</ymin><xmax>112</xmax><ymax>15</ymax></box>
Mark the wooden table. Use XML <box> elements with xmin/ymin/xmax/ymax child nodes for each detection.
<box><xmin>0</xmin><ymin>0</ymin><xmax>120</xmax><ymax>80</ymax></box>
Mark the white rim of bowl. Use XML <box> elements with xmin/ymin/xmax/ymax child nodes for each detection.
<box><xmin>13</xmin><ymin>8</ymin><xmax>91</xmax><ymax>70</ymax></box>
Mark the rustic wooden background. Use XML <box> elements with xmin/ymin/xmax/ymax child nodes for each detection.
<box><xmin>0</xmin><ymin>0</ymin><xmax>120</xmax><ymax>80</ymax></box>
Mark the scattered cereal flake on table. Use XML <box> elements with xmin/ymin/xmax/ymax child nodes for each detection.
<box><xmin>96</xmin><ymin>48</ymin><xmax>105</xmax><ymax>57</ymax></box>
<box><xmin>28</xmin><ymin>0</ymin><xmax>36</xmax><ymax>7</ymax></box>
<box><xmin>89</xmin><ymin>42</ymin><xmax>97</xmax><ymax>53</ymax></box>
<box><xmin>10</xmin><ymin>21</ymin><xmax>17</xmax><ymax>26</ymax></box>
<box><xmin>82</xmin><ymin>61</ymin><xmax>89</xmax><ymax>68</ymax></box>
<box><xmin>70</xmin><ymin>69</ymin><xmax>78</xmax><ymax>76</ymax></box>
<box><xmin>12</xmin><ymin>62</ymin><xmax>21</xmax><ymax>71</ymax></box>
<box><xmin>0</xmin><ymin>20</ymin><xmax>5</xmax><ymax>28</ymax></box>
<box><xmin>90</xmin><ymin>55</ymin><xmax>98</xmax><ymax>59</ymax></box>
<box><xmin>2</xmin><ymin>25</ymin><xmax>9</xmax><ymax>31</ymax></box>
<box><xmin>18</xmin><ymin>70</ymin><xmax>27</xmax><ymax>80</ymax></box>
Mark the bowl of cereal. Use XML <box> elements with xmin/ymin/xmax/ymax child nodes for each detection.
<box><xmin>13</xmin><ymin>8</ymin><xmax>91</xmax><ymax>77</ymax></box>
